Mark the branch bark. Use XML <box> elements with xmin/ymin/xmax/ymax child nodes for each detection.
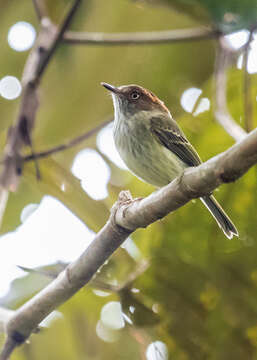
<box><xmin>214</xmin><ymin>38</ymin><xmax>247</xmax><ymax>142</ymax></box>
<box><xmin>1</xmin><ymin>127</ymin><xmax>257</xmax><ymax>359</ymax></box>
<box><xmin>23</xmin><ymin>119</ymin><xmax>111</xmax><ymax>162</ymax></box>
<box><xmin>0</xmin><ymin>0</ymin><xmax>81</xmax><ymax>191</ymax></box>
<box><xmin>32</xmin><ymin>0</ymin><xmax>48</xmax><ymax>21</ymax></box>
<box><xmin>63</xmin><ymin>27</ymin><xmax>220</xmax><ymax>46</ymax></box>
<box><xmin>243</xmin><ymin>29</ymin><xmax>255</xmax><ymax>132</ymax></box>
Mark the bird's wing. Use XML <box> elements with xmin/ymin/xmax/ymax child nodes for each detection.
<box><xmin>150</xmin><ymin>115</ymin><xmax>201</xmax><ymax>167</ymax></box>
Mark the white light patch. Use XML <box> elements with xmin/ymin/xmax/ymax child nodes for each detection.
<box><xmin>96</xmin><ymin>320</ymin><xmax>119</xmax><ymax>343</ymax></box>
<box><xmin>8</xmin><ymin>21</ymin><xmax>36</xmax><ymax>52</ymax></box>
<box><xmin>72</xmin><ymin>148</ymin><xmax>110</xmax><ymax>200</ymax></box>
<box><xmin>93</xmin><ymin>289</ymin><xmax>110</xmax><ymax>297</ymax></box>
<box><xmin>100</xmin><ymin>301</ymin><xmax>125</xmax><ymax>330</ymax></box>
<box><xmin>97</xmin><ymin>122</ymin><xmax>128</xmax><ymax>170</ymax></box>
<box><xmin>40</xmin><ymin>311</ymin><xmax>63</xmax><ymax>328</ymax></box>
<box><xmin>146</xmin><ymin>341</ymin><xmax>168</xmax><ymax>360</ymax></box>
<box><xmin>181</xmin><ymin>87</ymin><xmax>202</xmax><ymax>113</ymax></box>
<box><xmin>193</xmin><ymin>97</ymin><xmax>210</xmax><ymax>116</ymax></box>
<box><xmin>20</xmin><ymin>203</ymin><xmax>38</xmax><ymax>223</ymax></box>
<box><xmin>236</xmin><ymin>32</ymin><xmax>257</xmax><ymax>74</ymax></box>
<box><xmin>121</xmin><ymin>237</ymin><xmax>141</xmax><ymax>260</ymax></box>
<box><xmin>0</xmin><ymin>196</ymin><xmax>94</xmax><ymax>297</ymax></box>
<box><xmin>0</xmin><ymin>307</ymin><xmax>14</xmax><ymax>333</ymax></box>
<box><xmin>225</xmin><ymin>30</ymin><xmax>249</xmax><ymax>49</ymax></box>
<box><xmin>0</xmin><ymin>76</ymin><xmax>22</xmax><ymax>100</ymax></box>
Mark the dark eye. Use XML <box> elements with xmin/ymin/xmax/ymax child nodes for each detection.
<box><xmin>131</xmin><ymin>91</ymin><xmax>140</xmax><ymax>100</ymax></box>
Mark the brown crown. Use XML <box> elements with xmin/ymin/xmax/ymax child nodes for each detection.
<box><xmin>118</xmin><ymin>84</ymin><xmax>170</xmax><ymax>114</ymax></box>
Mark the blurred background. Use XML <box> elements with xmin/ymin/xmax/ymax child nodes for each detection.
<box><xmin>0</xmin><ymin>0</ymin><xmax>257</xmax><ymax>359</ymax></box>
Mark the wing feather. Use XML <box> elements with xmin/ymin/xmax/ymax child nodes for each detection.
<box><xmin>150</xmin><ymin>116</ymin><xmax>201</xmax><ymax>167</ymax></box>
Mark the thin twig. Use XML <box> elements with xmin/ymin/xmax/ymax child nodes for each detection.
<box><xmin>214</xmin><ymin>37</ymin><xmax>247</xmax><ymax>142</ymax></box>
<box><xmin>32</xmin><ymin>0</ymin><xmax>48</xmax><ymax>21</ymax></box>
<box><xmin>63</xmin><ymin>27</ymin><xmax>220</xmax><ymax>46</ymax></box>
<box><xmin>18</xmin><ymin>259</ymin><xmax>149</xmax><ymax>293</ymax></box>
<box><xmin>1</xmin><ymin>127</ymin><xmax>257</xmax><ymax>359</ymax></box>
<box><xmin>23</xmin><ymin>119</ymin><xmax>111</xmax><ymax>162</ymax></box>
<box><xmin>243</xmin><ymin>29</ymin><xmax>255</xmax><ymax>132</ymax></box>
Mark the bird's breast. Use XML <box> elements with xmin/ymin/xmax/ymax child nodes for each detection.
<box><xmin>113</xmin><ymin>116</ymin><xmax>186</xmax><ymax>187</ymax></box>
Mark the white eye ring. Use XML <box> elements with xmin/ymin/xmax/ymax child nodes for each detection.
<box><xmin>131</xmin><ymin>92</ymin><xmax>140</xmax><ymax>100</ymax></box>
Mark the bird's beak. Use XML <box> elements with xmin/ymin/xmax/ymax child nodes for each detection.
<box><xmin>101</xmin><ymin>82</ymin><xmax>120</xmax><ymax>95</ymax></box>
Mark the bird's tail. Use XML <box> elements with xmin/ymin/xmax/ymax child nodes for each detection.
<box><xmin>200</xmin><ymin>195</ymin><xmax>238</xmax><ymax>239</ymax></box>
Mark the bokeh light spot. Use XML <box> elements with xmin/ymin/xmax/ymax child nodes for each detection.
<box><xmin>97</xmin><ymin>122</ymin><xmax>128</xmax><ymax>170</ymax></box>
<box><xmin>225</xmin><ymin>30</ymin><xmax>249</xmax><ymax>49</ymax></box>
<box><xmin>193</xmin><ymin>97</ymin><xmax>210</xmax><ymax>116</ymax></box>
<box><xmin>96</xmin><ymin>320</ymin><xmax>119</xmax><ymax>343</ymax></box>
<box><xmin>0</xmin><ymin>76</ymin><xmax>22</xmax><ymax>100</ymax></box>
<box><xmin>180</xmin><ymin>87</ymin><xmax>202</xmax><ymax>113</ymax></box>
<box><xmin>8</xmin><ymin>21</ymin><xmax>36</xmax><ymax>52</ymax></box>
<box><xmin>146</xmin><ymin>341</ymin><xmax>168</xmax><ymax>360</ymax></box>
<box><xmin>20</xmin><ymin>203</ymin><xmax>39</xmax><ymax>224</ymax></box>
<box><xmin>100</xmin><ymin>301</ymin><xmax>125</xmax><ymax>330</ymax></box>
<box><xmin>71</xmin><ymin>148</ymin><xmax>110</xmax><ymax>200</ymax></box>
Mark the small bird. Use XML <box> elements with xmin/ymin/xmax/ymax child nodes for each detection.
<box><xmin>101</xmin><ymin>82</ymin><xmax>238</xmax><ymax>239</ymax></box>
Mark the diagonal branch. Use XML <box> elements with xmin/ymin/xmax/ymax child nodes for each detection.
<box><xmin>242</xmin><ymin>29</ymin><xmax>255</xmax><ymax>132</ymax></box>
<box><xmin>214</xmin><ymin>38</ymin><xmax>247</xmax><ymax>142</ymax></box>
<box><xmin>63</xmin><ymin>27</ymin><xmax>220</xmax><ymax>46</ymax></box>
<box><xmin>23</xmin><ymin>119</ymin><xmax>111</xmax><ymax>162</ymax></box>
<box><xmin>32</xmin><ymin>0</ymin><xmax>48</xmax><ymax>21</ymax></box>
<box><xmin>1</xmin><ymin>127</ymin><xmax>257</xmax><ymax>359</ymax></box>
<box><xmin>36</xmin><ymin>0</ymin><xmax>82</xmax><ymax>80</ymax></box>
<box><xmin>0</xmin><ymin>0</ymin><xmax>81</xmax><ymax>192</ymax></box>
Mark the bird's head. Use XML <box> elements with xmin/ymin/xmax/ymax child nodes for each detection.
<box><xmin>101</xmin><ymin>83</ymin><xmax>169</xmax><ymax>119</ymax></box>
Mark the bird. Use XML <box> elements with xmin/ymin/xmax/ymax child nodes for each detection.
<box><xmin>101</xmin><ymin>82</ymin><xmax>238</xmax><ymax>239</ymax></box>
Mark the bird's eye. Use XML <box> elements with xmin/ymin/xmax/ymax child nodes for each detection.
<box><xmin>131</xmin><ymin>91</ymin><xmax>140</xmax><ymax>100</ymax></box>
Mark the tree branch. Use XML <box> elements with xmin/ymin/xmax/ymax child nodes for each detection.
<box><xmin>36</xmin><ymin>0</ymin><xmax>82</xmax><ymax>80</ymax></box>
<box><xmin>0</xmin><ymin>0</ymin><xmax>81</xmax><ymax>192</ymax></box>
<box><xmin>1</xmin><ymin>127</ymin><xmax>257</xmax><ymax>359</ymax></box>
<box><xmin>23</xmin><ymin>119</ymin><xmax>111</xmax><ymax>162</ymax></box>
<box><xmin>63</xmin><ymin>27</ymin><xmax>220</xmax><ymax>46</ymax></box>
<box><xmin>32</xmin><ymin>0</ymin><xmax>48</xmax><ymax>21</ymax></box>
<box><xmin>243</xmin><ymin>29</ymin><xmax>255</xmax><ymax>132</ymax></box>
<box><xmin>214</xmin><ymin>38</ymin><xmax>247</xmax><ymax>142</ymax></box>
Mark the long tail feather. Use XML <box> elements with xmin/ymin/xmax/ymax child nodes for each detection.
<box><xmin>200</xmin><ymin>195</ymin><xmax>238</xmax><ymax>239</ymax></box>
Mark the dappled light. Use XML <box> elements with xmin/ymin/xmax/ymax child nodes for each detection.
<box><xmin>0</xmin><ymin>196</ymin><xmax>94</xmax><ymax>297</ymax></box>
<box><xmin>100</xmin><ymin>301</ymin><xmax>125</xmax><ymax>330</ymax></box>
<box><xmin>0</xmin><ymin>76</ymin><xmax>21</xmax><ymax>100</ymax></box>
<box><xmin>146</xmin><ymin>341</ymin><xmax>168</xmax><ymax>360</ymax></box>
<box><xmin>237</xmin><ymin>32</ymin><xmax>257</xmax><ymax>73</ymax></box>
<box><xmin>71</xmin><ymin>148</ymin><xmax>110</xmax><ymax>200</ymax></box>
<box><xmin>97</xmin><ymin>122</ymin><xmax>128</xmax><ymax>170</ymax></box>
<box><xmin>180</xmin><ymin>87</ymin><xmax>202</xmax><ymax>113</ymax></box>
<box><xmin>8</xmin><ymin>21</ymin><xmax>36</xmax><ymax>52</ymax></box>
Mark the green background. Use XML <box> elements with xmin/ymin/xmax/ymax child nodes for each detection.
<box><xmin>0</xmin><ymin>0</ymin><xmax>257</xmax><ymax>359</ymax></box>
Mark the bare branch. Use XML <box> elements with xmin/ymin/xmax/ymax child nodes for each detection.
<box><xmin>242</xmin><ymin>29</ymin><xmax>255</xmax><ymax>132</ymax></box>
<box><xmin>32</xmin><ymin>0</ymin><xmax>48</xmax><ymax>21</ymax></box>
<box><xmin>214</xmin><ymin>38</ymin><xmax>247</xmax><ymax>142</ymax></box>
<box><xmin>1</xmin><ymin>127</ymin><xmax>257</xmax><ymax>359</ymax></box>
<box><xmin>0</xmin><ymin>0</ymin><xmax>81</xmax><ymax>192</ymax></box>
<box><xmin>36</xmin><ymin>0</ymin><xmax>82</xmax><ymax>80</ymax></box>
<box><xmin>23</xmin><ymin>119</ymin><xmax>111</xmax><ymax>162</ymax></box>
<box><xmin>63</xmin><ymin>27</ymin><xmax>220</xmax><ymax>46</ymax></box>
<box><xmin>0</xmin><ymin>337</ymin><xmax>17</xmax><ymax>360</ymax></box>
